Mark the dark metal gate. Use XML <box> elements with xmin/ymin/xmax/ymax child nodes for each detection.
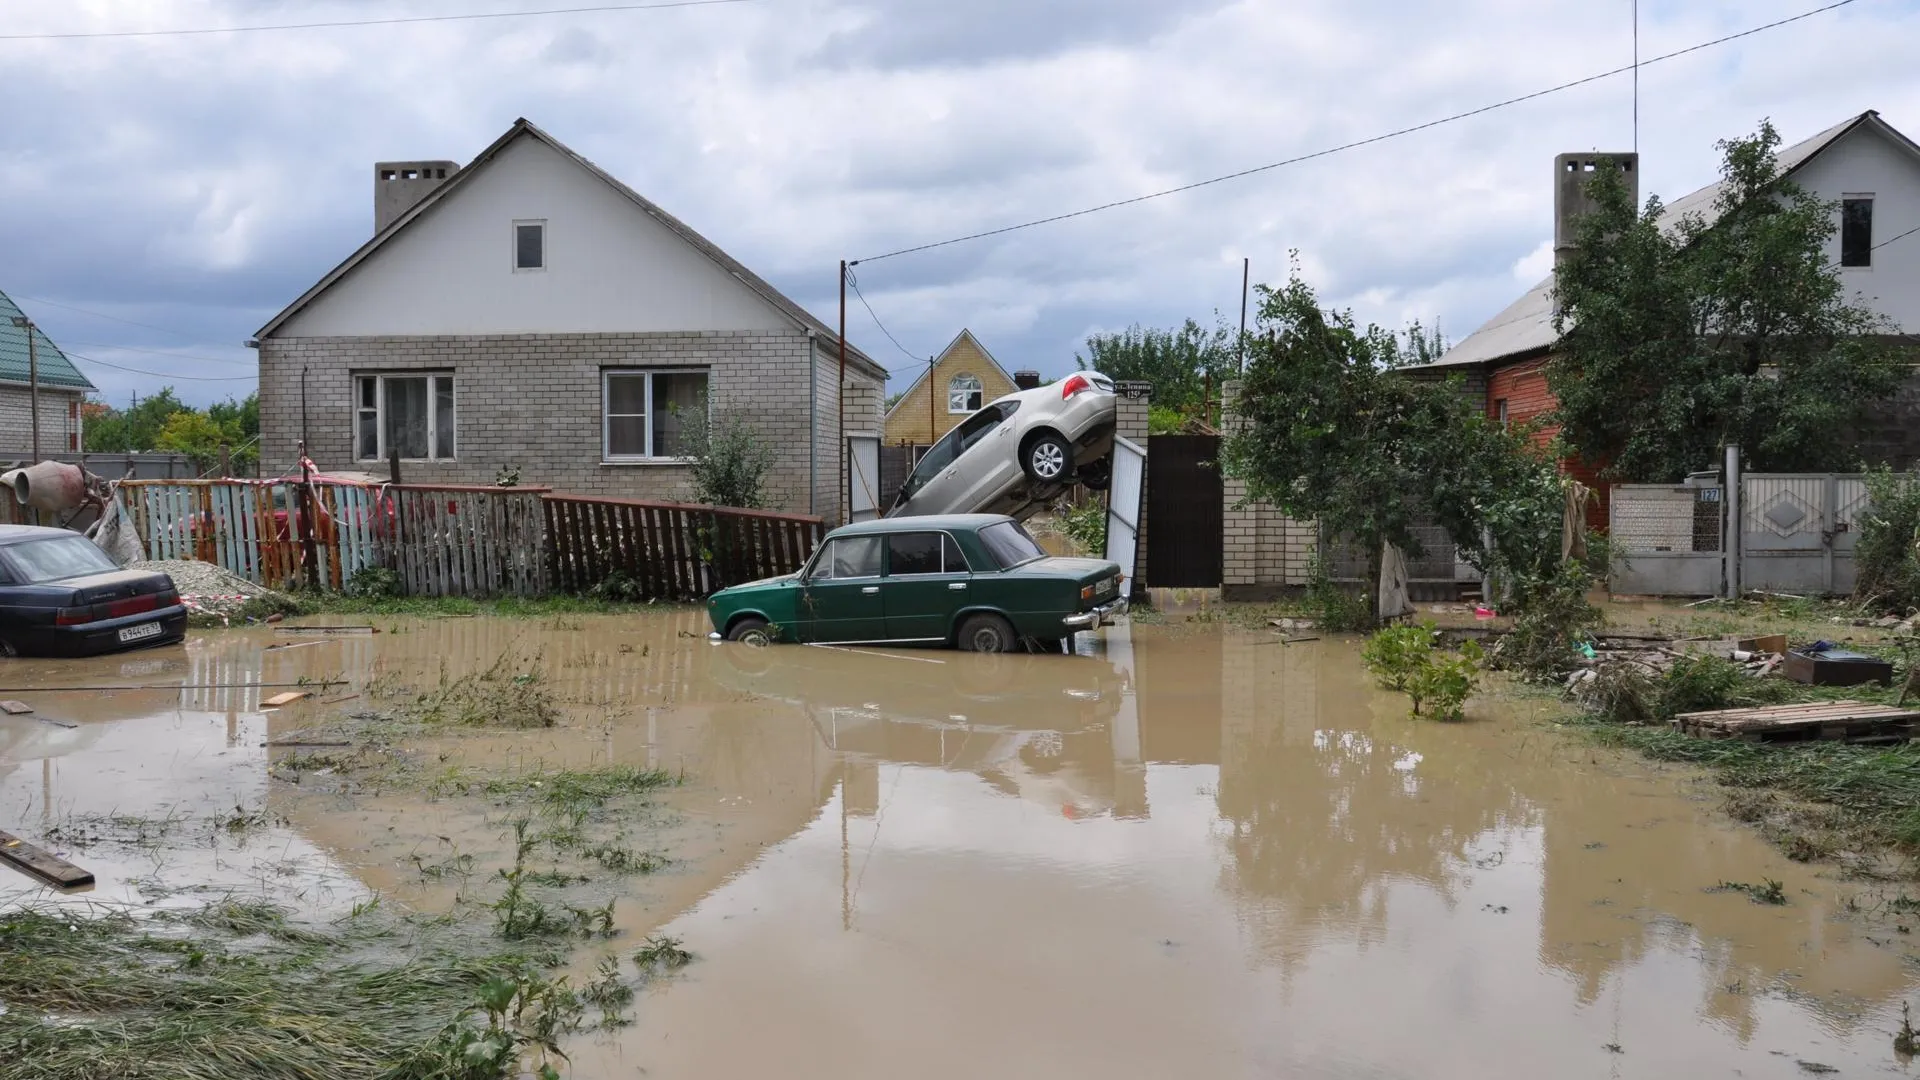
<box><xmin>1146</xmin><ymin>434</ymin><xmax>1223</xmax><ymax>588</ymax></box>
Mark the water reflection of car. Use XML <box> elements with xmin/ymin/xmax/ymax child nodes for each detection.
<box><xmin>706</xmin><ymin>514</ymin><xmax>1125</xmax><ymax>653</ymax></box>
<box><xmin>0</xmin><ymin>526</ymin><xmax>185</xmax><ymax>657</ymax></box>
<box><xmin>889</xmin><ymin>371</ymin><xmax>1117</xmax><ymax>520</ymax></box>
<box><xmin>708</xmin><ymin>636</ymin><xmax>1126</xmax><ymax>812</ymax></box>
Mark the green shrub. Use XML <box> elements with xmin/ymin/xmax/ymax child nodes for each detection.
<box><xmin>589</xmin><ymin>570</ymin><xmax>648</xmax><ymax>603</ymax></box>
<box><xmin>1362</xmin><ymin>622</ymin><xmax>1438</xmax><ymax>692</ymax></box>
<box><xmin>1658</xmin><ymin>654</ymin><xmax>1793</xmax><ymax>716</ymax></box>
<box><xmin>1405</xmin><ymin>639</ymin><xmax>1484</xmax><ymax>721</ymax></box>
<box><xmin>1856</xmin><ymin>468</ymin><xmax>1920</xmax><ymax>614</ymax></box>
<box><xmin>1304</xmin><ymin>556</ymin><xmax>1373</xmax><ymax>632</ymax></box>
<box><xmin>1362</xmin><ymin>622</ymin><xmax>1484</xmax><ymax>720</ymax></box>
<box><xmin>1060</xmin><ymin>500</ymin><xmax>1107</xmax><ymax>555</ymax></box>
<box><xmin>1492</xmin><ymin>562</ymin><xmax>1603</xmax><ymax>680</ymax></box>
<box><xmin>343</xmin><ymin>565</ymin><xmax>402</xmax><ymax>600</ymax></box>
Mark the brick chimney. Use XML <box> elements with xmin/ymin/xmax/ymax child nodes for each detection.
<box><xmin>1013</xmin><ymin>370</ymin><xmax>1042</xmax><ymax>390</ymax></box>
<box><xmin>1554</xmin><ymin>152</ymin><xmax>1637</xmax><ymax>269</ymax></box>
<box><xmin>375</xmin><ymin>160</ymin><xmax>458</xmax><ymax>233</ymax></box>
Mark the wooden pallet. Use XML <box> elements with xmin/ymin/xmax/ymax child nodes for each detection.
<box><xmin>1673</xmin><ymin>700</ymin><xmax>1920</xmax><ymax>743</ymax></box>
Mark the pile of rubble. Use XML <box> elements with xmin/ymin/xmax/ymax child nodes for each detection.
<box><xmin>131</xmin><ymin>559</ymin><xmax>296</xmax><ymax>625</ymax></box>
<box><xmin>1563</xmin><ymin>632</ymin><xmax>1788</xmax><ymax>700</ymax></box>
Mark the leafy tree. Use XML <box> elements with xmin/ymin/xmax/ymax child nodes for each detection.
<box><xmin>85</xmin><ymin>389</ymin><xmax>259</xmax><ymax>474</ymax></box>
<box><xmin>1222</xmin><ymin>271</ymin><xmax>1561</xmax><ymax>623</ymax></box>
<box><xmin>155</xmin><ymin>411</ymin><xmax>232</xmax><ymax>472</ymax></box>
<box><xmin>1550</xmin><ymin>121</ymin><xmax>1903</xmax><ymax>482</ymax></box>
<box><xmin>83</xmin><ymin>388</ymin><xmax>188</xmax><ymax>453</ymax></box>
<box><xmin>1075</xmin><ymin>317</ymin><xmax>1238</xmax><ymax>414</ymax></box>
<box><xmin>676</xmin><ymin>407</ymin><xmax>774</xmax><ymax>509</ymax></box>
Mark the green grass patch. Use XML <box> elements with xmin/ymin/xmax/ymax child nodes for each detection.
<box><xmin>0</xmin><ymin>898</ymin><xmax>624</xmax><ymax>1080</ymax></box>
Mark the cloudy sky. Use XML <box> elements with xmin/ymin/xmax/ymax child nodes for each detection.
<box><xmin>2</xmin><ymin>0</ymin><xmax>1916</xmax><ymax>406</ymax></box>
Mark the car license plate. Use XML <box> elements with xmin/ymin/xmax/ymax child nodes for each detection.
<box><xmin>1097</xmin><ymin>577</ymin><xmax>1115</xmax><ymax>596</ymax></box>
<box><xmin>117</xmin><ymin>621</ymin><xmax>164</xmax><ymax>644</ymax></box>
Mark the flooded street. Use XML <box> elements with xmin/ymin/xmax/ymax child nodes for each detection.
<box><xmin>4</xmin><ymin>612</ymin><xmax>1918</xmax><ymax>1077</ymax></box>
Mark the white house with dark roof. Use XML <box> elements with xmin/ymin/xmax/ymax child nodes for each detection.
<box><xmin>253</xmin><ymin>118</ymin><xmax>887</xmax><ymax>521</ymax></box>
<box><xmin>1412</xmin><ymin>109</ymin><xmax>1920</xmax><ymax>474</ymax></box>
<box><xmin>0</xmin><ymin>288</ymin><xmax>95</xmax><ymax>459</ymax></box>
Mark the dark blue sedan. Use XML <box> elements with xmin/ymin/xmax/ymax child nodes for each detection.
<box><xmin>0</xmin><ymin>525</ymin><xmax>186</xmax><ymax>658</ymax></box>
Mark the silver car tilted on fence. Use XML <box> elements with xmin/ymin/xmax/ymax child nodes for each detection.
<box><xmin>888</xmin><ymin>371</ymin><xmax>1117</xmax><ymax>521</ymax></box>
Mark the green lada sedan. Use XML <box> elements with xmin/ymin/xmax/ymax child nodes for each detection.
<box><xmin>706</xmin><ymin>514</ymin><xmax>1126</xmax><ymax>653</ymax></box>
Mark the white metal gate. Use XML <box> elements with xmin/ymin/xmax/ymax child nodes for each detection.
<box><xmin>846</xmin><ymin>436</ymin><xmax>881</xmax><ymax>523</ymax></box>
<box><xmin>1739</xmin><ymin>474</ymin><xmax>1867</xmax><ymax>595</ymax></box>
<box><xmin>1105</xmin><ymin>436</ymin><xmax>1145</xmax><ymax>599</ymax></box>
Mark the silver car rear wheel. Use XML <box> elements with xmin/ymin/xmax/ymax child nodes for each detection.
<box><xmin>1026</xmin><ymin>434</ymin><xmax>1070</xmax><ymax>482</ymax></box>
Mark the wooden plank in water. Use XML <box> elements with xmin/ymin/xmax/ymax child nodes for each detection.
<box><xmin>0</xmin><ymin>827</ymin><xmax>94</xmax><ymax>889</ymax></box>
<box><xmin>262</xmin><ymin>691</ymin><xmax>311</xmax><ymax>707</ymax></box>
<box><xmin>0</xmin><ymin>700</ymin><xmax>31</xmax><ymax>715</ymax></box>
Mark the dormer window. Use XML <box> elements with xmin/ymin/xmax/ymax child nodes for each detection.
<box><xmin>514</xmin><ymin>220</ymin><xmax>546</xmax><ymax>271</ymax></box>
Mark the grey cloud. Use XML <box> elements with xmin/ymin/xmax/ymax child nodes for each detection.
<box><xmin>809</xmin><ymin>0</ymin><xmax>1237</xmax><ymax>69</ymax></box>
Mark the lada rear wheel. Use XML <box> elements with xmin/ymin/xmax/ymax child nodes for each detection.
<box><xmin>958</xmin><ymin>613</ymin><xmax>1016</xmax><ymax>654</ymax></box>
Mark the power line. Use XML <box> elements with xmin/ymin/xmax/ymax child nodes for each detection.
<box><xmin>66</xmin><ymin>350</ymin><xmax>259</xmax><ymax>382</ymax></box>
<box><xmin>853</xmin><ymin>0</ymin><xmax>1863</xmax><ymax>265</ymax></box>
<box><xmin>844</xmin><ymin>268</ymin><xmax>924</xmax><ymax>367</ymax></box>
<box><xmin>61</xmin><ymin>340</ymin><xmax>256</xmax><ymax>367</ymax></box>
<box><xmin>12</xmin><ymin>294</ymin><xmax>202</xmax><ymax>339</ymax></box>
<box><xmin>0</xmin><ymin>0</ymin><xmax>766</xmax><ymax>41</ymax></box>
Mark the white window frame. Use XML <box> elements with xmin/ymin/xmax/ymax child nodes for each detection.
<box><xmin>513</xmin><ymin>218</ymin><xmax>547</xmax><ymax>272</ymax></box>
<box><xmin>948</xmin><ymin>372</ymin><xmax>984</xmax><ymax>414</ymax></box>
<box><xmin>355</xmin><ymin>372</ymin><xmax>456</xmax><ymax>462</ymax></box>
<box><xmin>601</xmin><ymin>368</ymin><xmax>711</xmax><ymax>464</ymax></box>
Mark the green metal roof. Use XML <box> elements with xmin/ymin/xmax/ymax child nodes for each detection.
<box><xmin>0</xmin><ymin>290</ymin><xmax>96</xmax><ymax>392</ymax></box>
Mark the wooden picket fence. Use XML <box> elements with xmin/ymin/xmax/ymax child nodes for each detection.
<box><xmin>96</xmin><ymin>478</ymin><xmax>820</xmax><ymax>601</ymax></box>
<box><xmin>544</xmin><ymin>495</ymin><xmax>822</xmax><ymax>600</ymax></box>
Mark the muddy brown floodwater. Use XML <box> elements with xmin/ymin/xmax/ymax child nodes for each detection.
<box><xmin>4</xmin><ymin>611</ymin><xmax>1919</xmax><ymax>1078</ymax></box>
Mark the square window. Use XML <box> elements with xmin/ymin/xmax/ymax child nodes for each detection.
<box><xmin>602</xmin><ymin>369</ymin><xmax>710</xmax><ymax>461</ymax></box>
<box><xmin>514</xmin><ymin>221</ymin><xmax>545</xmax><ymax>271</ymax></box>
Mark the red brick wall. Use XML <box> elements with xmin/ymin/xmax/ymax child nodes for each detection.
<box><xmin>1486</xmin><ymin>355</ymin><xmax>1609</xmax><ymax>532</ymax></box>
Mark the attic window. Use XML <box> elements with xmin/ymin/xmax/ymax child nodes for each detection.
<box><xmin>1842</xmin><ymin>197</ymin><xmax>1874</xmax><ymax>268</ymax></box>
<box><xmin>403</xmin><ymin>169</ymin><xmax>419</xmax><ymax>180</ymax></box>
<box><xmin>380</xmin><ymin>169</ymin><xmax>397</xmax><ymax>181</ymax></box>
<box><xmin>436</xmin><ymin>168</ymin><xmax>447</xmax><ymax>179</ymax></box>
<box><xmin>514</xmin><ymin>220</ymin><xmax>546</xmax><ymax>271</ymax></box>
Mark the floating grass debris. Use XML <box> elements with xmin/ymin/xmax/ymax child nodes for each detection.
<box><xmin>0</xmin><ymin>898</ymin><xmax>632</xmax><ymax>1080</ymax></box>
<box><xmin>1711</xmin><ymin>878</ymin><xmax>1790</xmax><ymax>905</ymax></box>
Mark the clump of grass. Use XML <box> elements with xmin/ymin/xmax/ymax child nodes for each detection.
<box><xmin>492</xmin><ymin>821</ymin><xmax>623</xmax><ymax>942</ymax></box>
<box><xmin>1575</xmin><ymin>718</ymin><xmax>1920</xmax><ymax>869</ymax></box>
<box><xmin>1896</xmin><ymin>1001</ymin><xmax>1918</xmax><ymax>1058</ymax></box>
<box><xmin>1712</xmin><ymin>878</ymin><xmax>1790</xmax><ymax>905</ymax></box>
<box><xmin>581</xmin><ymin>845</ymin><xmax>668</xmax><ymax>874</ymax></box>
<box><xmin>0</xmin><ymin>898</ymin><xmax>616</xmax><ymax>1080</ymax></box>
<box><xmin>633</xmin><ymin>934</ymin><xmax>693</xmax><ymax>973</ymax></box>
<box><xmin>408</xmin><ymin>651</ymin><xmax>560</xmax><ymax>729</ymax></box>
<box><xmin>484</xmin><ymin>764</ymin><xmax>678</xmax><ymax>814</ymax></box>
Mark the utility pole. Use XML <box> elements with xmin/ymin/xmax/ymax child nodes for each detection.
<box><xmin>1239</xmin><ymin>257</ymin><xmax>1250</xmax><ymax>374</ymax></box>
<box><xmin>927</xmin><ymin>355</ymin><xmax>935</xmax><ymax>444</ymax></box>
<box><xmin>838</xmin><ymin>260</ymin><xmax>848</xmax><ymax>522</ymax></box>
<box><xmin>10</xmin><ymin>316</ymin><xmax>39</xmax><ymax>460</ymax></box>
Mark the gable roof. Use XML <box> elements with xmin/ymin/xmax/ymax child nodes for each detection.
<box><xmin>881</xmin><ymin>328</ymin><xmax>1017</xmax><ymax>423</ymax></box>
<box><xmin>256</xmin><ymin>119</ymin><xmax>886</xmax><ymax>380</ymax></box>
<box><xmin>1422</xmin><ymin>110</ymin><xmax>1920</xmax><ymax>371</ymax></box>
<box><xmin>0</xmin><ymin>290</ymin><xmax>96</xmax><ymax>392</ymax></box>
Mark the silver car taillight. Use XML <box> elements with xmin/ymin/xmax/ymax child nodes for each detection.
<box><xmin>1061</xmin><ymin>373</ymin><xmax>1092</xmax><ymax>400</ymax></box>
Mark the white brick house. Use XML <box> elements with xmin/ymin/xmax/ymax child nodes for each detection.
<box><xmin>253</xmin><ymin>119</ymin><xmax>887</xmax><ymax>521</ymax></box>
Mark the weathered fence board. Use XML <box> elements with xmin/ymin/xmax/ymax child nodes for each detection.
<box><xmin>542</xmin><ymin>494</ymin><xmax>821</xmax><ymax>600</ymax></box>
